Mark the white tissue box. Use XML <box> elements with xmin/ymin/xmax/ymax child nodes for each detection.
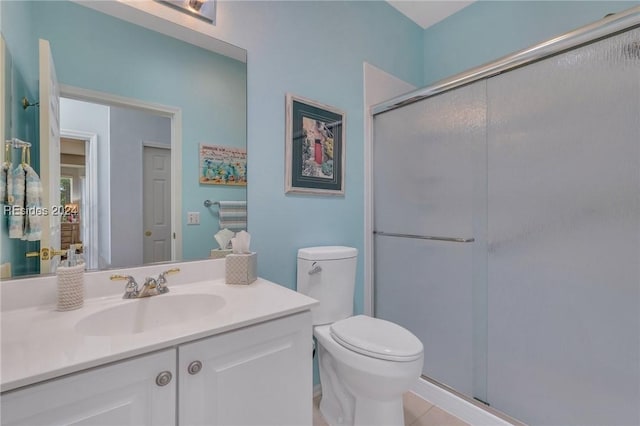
<box><xmin>225</xmin><ymin>252</ymin><xmax>257</xmax><ymax>285</ymax></box>
<box><xmin>210</xmin><ymin>249</ymin><xmax>233</xmax><ymax>259</ymax></box>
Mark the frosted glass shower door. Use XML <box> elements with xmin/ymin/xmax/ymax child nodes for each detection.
<box><xmin>486</xmin><ymin>29</ymin><xmax>640</xmax><ymax>425</ymax></box>
<box><xmin>373</xmin><ymin>81</ymin><xmax>486</xmax><ymax>397</ymax></box>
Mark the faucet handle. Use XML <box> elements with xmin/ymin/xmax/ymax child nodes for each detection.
<box><xmin>158</xmin><ymin>267</ymin><xmax>180</xmax><ymax>281</ymax></box>
<box><xmin>156</xmin><ymin>267</ymin><xmax>180</xmax><ymax>293</ymax></box>
<box><xmin>162</xmin><ymin>267</ymin><xmax>181</xmax><ymax>276</ymax></box>
<box><xmin>110</xmin><ymin>273</ymin><xmax>136</xmax><ymax>282</ymax></box>
<box><xmin>110</xmin><ymin>274</ymin><xmax>139</xmax><ymax>299</ymax></box>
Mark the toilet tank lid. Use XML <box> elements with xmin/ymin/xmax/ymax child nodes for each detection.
<box><xmin>298</xmin><ymin>246</ymin><xmax>357</xmax><ymax>261</ymax></box>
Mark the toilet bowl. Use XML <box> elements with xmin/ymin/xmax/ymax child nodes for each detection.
<box><xmin>297</xmin><ymin>246</ymin><xmax>424</xmax><ymax>426</ymax></box>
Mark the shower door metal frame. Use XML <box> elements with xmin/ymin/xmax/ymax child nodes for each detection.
<box><xmin>372</xmin><ymin>5</ymin><xmax>640</xmax><ymax>117</ymax></box>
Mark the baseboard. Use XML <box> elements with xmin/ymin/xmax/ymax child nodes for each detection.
<box><xmin>411</xmin><ymin>377</ymin><xmax>517</xmax><ymax>426</ymax></box>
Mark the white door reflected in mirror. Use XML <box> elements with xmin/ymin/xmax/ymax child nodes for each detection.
<box><xmin>60</xmin><ymin>96</ymin><xmax>174</xmax><ymax>270</ymax></box>
<box><xmin>143</xmin><ymin>144</ymin><xmax>172</xmax><ymax>264</ymax></box>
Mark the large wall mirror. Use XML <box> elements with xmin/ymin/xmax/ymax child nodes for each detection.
<box><xmin>0</xmin><ymin>0</ymin><xmax>247</xmax><ymax>278</ymax></box>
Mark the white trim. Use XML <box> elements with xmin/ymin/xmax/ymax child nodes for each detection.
<box><xmin>71</xmin><ymin>0</ymin><xmax>247</xmax><ymax>63</ymax></box>
<box><xmin>60</xmin><ymin>85</ymin><xmax>179</xmax><ymax>118</ymax></box>
<box><xmin>60</xmin><ymin>84</ymin><xmax>183</xmax><ymax>262</ymax></box>
<box><xmin>411</xmin><ymin>378</ymin><xmax>515</xmax><ymax>426</ymax></box>
<box><xmin>172</xmin><ymin>113</ymin><xmax>183</xmax><ymax>261</ymax></box>
<box><xmin>60</xmin><ymin>129</ymin><xmax>99</xmax><ymax>271</ymax></box>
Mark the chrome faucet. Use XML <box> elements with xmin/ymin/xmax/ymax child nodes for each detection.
<box><xmin>138</xmin><ymin>276</ymin><xmax>160</xmax><ymax>298</ymax></box>
<box><xmin>110</xmin><ymin>274</ymin><xmax>140</xmax><ymax>299</ymax></box>
<box><xmin>111</xmin><ymin>268</ymin><xmax>180</xmax><ymax>299</ymax></box>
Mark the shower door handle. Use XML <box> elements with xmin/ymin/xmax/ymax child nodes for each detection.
<box><xmin>374</xmin><ymin>231</ymin><xmax>474</xmax><ymax>243</ymax></box>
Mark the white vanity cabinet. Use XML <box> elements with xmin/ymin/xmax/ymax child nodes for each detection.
<box><xmin>1</xmin><ymin>349</ymin><xmax>176</xmax><ymax>426</ymax></box>
<box><xmin>1</xmin><ymin>311</ymin><xmax>312</xmax><ymax>426</ymax></box>
<box><xmin>179</xmin><ymin>311</ymin><xmax>312</xmax><ymax>425</ymax></box>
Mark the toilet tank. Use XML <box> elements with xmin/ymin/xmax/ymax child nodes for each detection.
<box><xmin>297</xmin><ymin>246</ymin><xmax>358</xmax><ymax>325</ymax></box>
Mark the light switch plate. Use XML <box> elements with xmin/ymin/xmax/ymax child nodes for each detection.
<box><xmin>187</xmin><ymin>212</ymin><xmax>200</xmax><ymax>225</ymax></box>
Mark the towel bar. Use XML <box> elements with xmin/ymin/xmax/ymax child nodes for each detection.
<box><xmin>373</xmin><ymin>231</ymin><xmax>474</xmax><ymax>243</ymax></box>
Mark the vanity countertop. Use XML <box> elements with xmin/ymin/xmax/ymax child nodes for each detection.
<box><xmin>1</xmin><ymin>278</ymin><xmax>318</xmax><ymax>393</ymax></box>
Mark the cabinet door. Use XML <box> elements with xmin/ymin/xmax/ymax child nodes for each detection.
<box><xmin>1</xmin><ymin>349</ymin><xmax>176</xmax><ymax>426</ymax></box>
<box><xmin>179</xmin><ymin>312</ymin><xmax>312</xmax><ymax>426</ymax></box>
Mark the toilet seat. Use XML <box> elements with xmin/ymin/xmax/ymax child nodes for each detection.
<box><xmin>330</xmin><ymin>315</ymin><xmax>423</xmax><ymax>362</ymax></box>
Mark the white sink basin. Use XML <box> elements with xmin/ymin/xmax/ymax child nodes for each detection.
<box><xmin>75</xmin><ymin>294</ymin><xmax>226</xmax><ymax>336</ymax></box>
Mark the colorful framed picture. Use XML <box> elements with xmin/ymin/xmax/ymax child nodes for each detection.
<box><xmin>285</xmin><ymin>94</ymin><xmax>345</xmax><ymax>195</ymax></box>
<box><xmin>199</xmin><ymin>144</ymin><xmax>247</xmax><ymax>186</ymax></box>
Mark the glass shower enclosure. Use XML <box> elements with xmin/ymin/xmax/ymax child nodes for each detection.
<box><xmin>373</xmin><ymin>13</ymin><xmax>640</xmax><ymax>426</ymax></box>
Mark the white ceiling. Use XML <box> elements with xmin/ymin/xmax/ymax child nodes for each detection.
<box><xmin>387</xmin><ymin>1</ymin><xmax>475</xmax><ymax>29</ymax></box>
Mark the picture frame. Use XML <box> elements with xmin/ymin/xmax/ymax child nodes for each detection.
<box><xmin>199</xmin><ymin>144</ymin><xmax>247</xmax><ymax>186</ymax></box>
<box><xmin>285</xmin><ymin>94</ymin><xmax>346</xmax><ymax>195</ymax></box>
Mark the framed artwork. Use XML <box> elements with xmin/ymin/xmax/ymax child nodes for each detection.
<box><xmin>285</xmin><ymin>94</ymin><xmax>346</xmax><ymax>195</ymax></box>
<box><xmin>199</xmin><ymin>144</ymin><xmax>247</xmax><ymax>186</ymax></box>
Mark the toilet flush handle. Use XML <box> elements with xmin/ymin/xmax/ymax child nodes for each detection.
<box><xmin>308</xmin><ymin>262</ymin><xmax>322</xmax><ymax>275</ymax></box>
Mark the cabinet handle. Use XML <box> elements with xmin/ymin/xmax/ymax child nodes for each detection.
<box><xmin>156</xmin><ymin>371</ymin><xmax>173</xmax><ymax>386</ymax></box>
<box><xmin>188</xmin><ymin>360</ymin><xmax>203</xmax><ymax>375</ymax></box>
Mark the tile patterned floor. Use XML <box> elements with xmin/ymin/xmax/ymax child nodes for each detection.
<box><xmin>313</xmin><ymin>392</ymin><xmax>470</xmax><ymax>426</ymax></box>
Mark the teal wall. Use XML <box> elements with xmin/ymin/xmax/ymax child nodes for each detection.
<box><xmin>212</xmin><ymin>1</ymin><xmax>424</xmax><ymax>313</ymax></box>
<box><xmin>423</xmin><ymin>1</ymin><xmax>640</xmax><ymax>85</ymax></box>
<box><xmin>209</xmin><ymin>2</ymin><xmax>424</xmax><ymax>385</ymax></box>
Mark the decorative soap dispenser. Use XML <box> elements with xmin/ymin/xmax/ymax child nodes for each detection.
<box><xmin>56</xmin><ymin>244</ymin><xmax>85</xmax><ymax>311</ymax></box>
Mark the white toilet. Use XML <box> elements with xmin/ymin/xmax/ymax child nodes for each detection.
<box><xmin>297</xmin><ymin>246</ymin><xmax>423</xmax><ymax>426</ymax></box>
